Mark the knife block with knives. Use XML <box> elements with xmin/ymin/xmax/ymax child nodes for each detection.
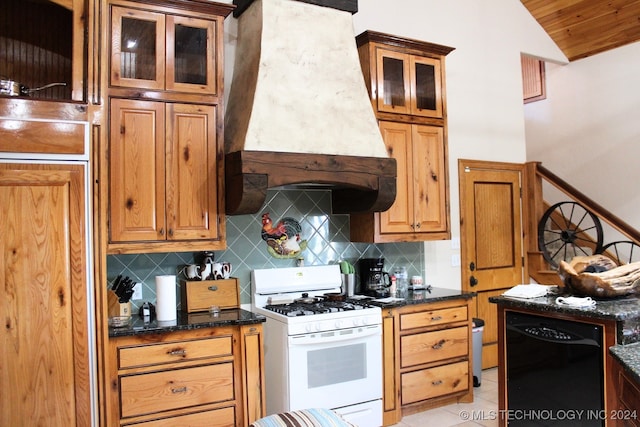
<box><xmin>108</xmin><ymin>274</ymin><xmax>135</xmax><ymax>318</ymax></box>
<box><xmin>108</xmin><ymin>291</ymin><xmax>131</xmax><ymax>318</ymax></box>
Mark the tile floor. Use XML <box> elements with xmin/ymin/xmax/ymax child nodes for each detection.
<box><xmin>390</xmin><ymin>368</ymin><xmax>499</xmax><ymax>427</ymax></box>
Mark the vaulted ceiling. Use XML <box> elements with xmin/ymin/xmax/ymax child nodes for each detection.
<box><xmin>522</xmin><ymin>0</ymin><xmax>640</xmax><ymax>61</ymax></box>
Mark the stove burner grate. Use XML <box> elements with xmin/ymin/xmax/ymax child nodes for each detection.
<box><xmin>265</xmin><ymin>299</ymin><xmax>371</xmax><ymax>317</ymax></box>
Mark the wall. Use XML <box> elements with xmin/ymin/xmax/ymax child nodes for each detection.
<box><xmin>525</xmin><ymin>41</ymin><xmax>640</xmax><ymax>237</ymax></box>
<box><xmin>108</xmin><ymin>189</ymin><xmax>424</xmax><ymax>309</ymax></box>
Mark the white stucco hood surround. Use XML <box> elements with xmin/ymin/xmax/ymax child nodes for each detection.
<box><xmin>224</xmin><ymin>0</ymin><xmax>397</xmax><ymax>215</ymax></box>
<box><xmin>225</xmin><ymin>0</ymin><xmax>387</xmax><ymax>157</ymax></box>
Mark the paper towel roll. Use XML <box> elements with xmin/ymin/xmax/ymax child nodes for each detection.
<box><xmin>155</xmin><ymin>275</ymin><xmax>177</xmax><ymax>321</ymax></box>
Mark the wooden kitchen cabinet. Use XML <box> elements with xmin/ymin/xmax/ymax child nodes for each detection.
<box><xmin>105</xmin><ymin>0</ymin><xmax>232</xmax><ymax>253</ymax></box>
<box><xmin>351</xmin><ymin>31</ymin><xmax>453</xmax><ymax>243</ymax></box>
<box><xmin>1</xmin><ymin>162</ymin><xmax>91</xmax><ymax>427</ymax></box>
<box><xmin>381</xmin><ymin>299</ymin><xmax>473</xmax><ymax>425</ymax></box>
<box><xmin>107</xmin><ymin>325</ymin><xmax>264</xmax><ymax>426</ymax></box>
<box><xmin>614</xmin><ymin>358</ymin><xmax>640</xmax><ymax>427</ymax></box>
<box><xmin>352</xmin><ymin>121</ymin><xmax>447</xmax><ymax>240</ymax></box>
<box><xmin>111</xmin><ymin>4</ymin><xmax>218</xmax><ymax>95</ymax></box>
<box><xmin>373</xmin><ymin>47</ymin><xmax>443</xmax><ymax>118</ymax></box>
<box><xmin>109</xmin><ymin>99</ymin><xmax>220</xmax><ymax>245</ymax></box>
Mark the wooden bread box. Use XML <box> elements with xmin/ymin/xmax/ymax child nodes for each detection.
<box><xmin>180</xmin><ymin>278</ymin><xmax>240</xmax><ymax>313</ymax></box>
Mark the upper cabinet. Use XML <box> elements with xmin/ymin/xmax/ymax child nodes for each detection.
<box><xmin>104</xmin><ymin>0</ymin><xmax>233</xmax><ymax>254</ymax></box>
<box><xmin>376</xmin><ymin>49</ymin><xmax>443</xmax><ymax>118</ymax></box>
<box><xmin>110</xmin><ymin>5</ymin><xmax>218</xmax><ymax>95</ymax></box>
<box><xmin>351</xmin><ymin>31</ymin><xmax>454</xmax><ymax>243</ymax></box>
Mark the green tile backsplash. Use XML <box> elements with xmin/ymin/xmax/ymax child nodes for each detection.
<box><xmin>107</xmin><ymin>189</ymin><xmax>424</xmax><ymax>311</ymax></box>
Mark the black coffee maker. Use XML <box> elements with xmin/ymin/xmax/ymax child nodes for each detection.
<box><xmin>359</xmin><ymin>258</ymin><xmax>390</xmax><ymax>298</ymax></box>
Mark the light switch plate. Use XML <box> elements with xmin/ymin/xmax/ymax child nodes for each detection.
<box><xmin>451</xmin><ymin>254</ymin><xmax>461</xmax><ymax>267</ymax></box>
<box><xmin>451</xmin><ymin>237</ymin><xmax>460</xmax><ymax>250</ymax></box>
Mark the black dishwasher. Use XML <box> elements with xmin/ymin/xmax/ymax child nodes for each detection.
<box><xmin>506</xmin><ymin>311</ymin><xmax>604</xmax><ymax>426</ymax></box>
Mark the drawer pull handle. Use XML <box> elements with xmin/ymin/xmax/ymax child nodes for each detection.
<box><xmin>431</xmin><ymin>315</ymin><xmax>443</xmax><ymax>321</ymax></box>
<box><xmin>168</xmin><ymin>349</ymin><xmax>186</xmax><ymax>356</ymax></box>
<box><xmin>171</xmin><ymin>386</ymin><xmax>188</xmax><ymax>394</ymax></box>
<box><xmin>432</xmin><ymin>380</ymin><xmax>443</xmax><ymax>386</ymax></box>
<box><xmin>208</xmin><ymin>286</ymin><xmax>218</xmax><ymax>291</ymax></box>
<box><xmin>432</xmin><ymin>339</ymin><xmax>446</xmax><ymax>350</ymax></box>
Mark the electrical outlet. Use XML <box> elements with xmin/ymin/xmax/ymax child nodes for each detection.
<box><xmin>132</xmin><ymin>282</ymin><xmax>143</xmax><ymax>300</ymax></box>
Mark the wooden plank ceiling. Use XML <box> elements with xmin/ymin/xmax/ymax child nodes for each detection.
<box><xmin>522</xmin><ymin>0</ymin><xmax>640</xmax><ymax>61</ymax></box>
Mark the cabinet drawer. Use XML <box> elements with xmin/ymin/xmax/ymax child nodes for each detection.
<box><xmin>120</xmin><ymin>363</ymin><xmax>234</xmax><ymax>418</ymax></box>
<box><xmin>400</xmin><ymin>306</ymin><xmax>467</xmax><ymax>330</ymax></box>
<box><xmin>0</xmin><ymin>118</ymin><xmax>86</xmax><ymax>155</ymax></box>
<box><xmin>126</xmin><ymin>406</ymin><xmax>235</xmax><ymax>427</ymax></box>
<box><xmin>401</xmin><ymin>326</ymin><xmax>468</xmax><ymax>367</ymax></box>
<box><xmin>118</xmin><ymin>336</ymin><xmax>233</xmax><ymax>369</ymax></box>
<box><xmin>401</xmin><ymin>361</ymin><xmax>468</xmax><ymax>404</ymax></box>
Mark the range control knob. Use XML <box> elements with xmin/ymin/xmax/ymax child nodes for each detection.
<box><xmin>334</xmin><ymin>320</ymin><xmax>343</xmax><ymax>329</ymax></box>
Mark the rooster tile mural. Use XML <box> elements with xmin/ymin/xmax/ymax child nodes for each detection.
<box><xmin>260</xmin><ymin>213</ymin><xmax>308</xmax><ymax>258</ymax></box>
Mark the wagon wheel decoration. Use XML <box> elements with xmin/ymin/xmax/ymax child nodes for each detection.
<box><xmin>537</xmin><ymin>201</ymin><xmax>604</xmax><ymax>268</ymax></box>
<box><xmin>597</xmin><ymin>240</ymin><xmax>640</xmax><ymax>266</ymax></box>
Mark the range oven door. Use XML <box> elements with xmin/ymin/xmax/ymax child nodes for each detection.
<box><xmin>287</xmin><ymin>324</ymin><xmax>383</xmax><ymax>411</ymax></box>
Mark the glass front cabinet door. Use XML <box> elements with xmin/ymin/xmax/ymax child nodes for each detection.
<box><xmin>375</xmin><ymin>48</ymin><xmax>442</xmax><ymax>118</ymax></box>
<box><xmin>111</xmin><ymin>5</ymin><xmax>216</xmax><ymax>94</ymax></box>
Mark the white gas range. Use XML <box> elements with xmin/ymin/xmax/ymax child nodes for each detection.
<box><xmin>252</xmin><ymin>265</ymin><xmax>383</xmax><ymax>427</ymax></box>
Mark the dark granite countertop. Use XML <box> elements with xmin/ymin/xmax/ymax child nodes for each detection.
<box><xmin>489</xmin><ymin>293</ymin><xmax>640</xmax><ymax>322</ymax></box>
<box><xmin>360</xmin><ymin>287</ymin><xmax>475</xmax><ymax>308</ymax></box>
<box><xmin>109</xmin><ymin>308</ymin><xmax>266</xmax><ymax>338</ymax></box>
<box><xmin>610</xmin><ymin>342</ymin><xmax>640</xmax><ymax>385</ymax></box>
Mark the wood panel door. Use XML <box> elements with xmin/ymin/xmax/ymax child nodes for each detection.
<box><xmin>413</xmin><ymin>124</ymin><xmax>447</xmax><ymax>233</ymax></box>
<box><xmin>0</xmin><ymin>163</ymin><xmax>91</xmax><ymax>427</ymax></box>
<box><xmin>459</xmin><ymin>159</ymin><xmax>525</xmax><ymax>368</ymax></box>
<box><xmin>109</xmin><ymin>98</ymin><xmax>165</xmax><ymax>242</ymax></box>
<box><xmin>379</xmin><ymin>121</ymin><xmax>413</xmax><ymax>233</ymax></box>
<box><xmin>166</xmin><ymin>103</ymin><xmax>219</xmax><ymax>241</ymax></box>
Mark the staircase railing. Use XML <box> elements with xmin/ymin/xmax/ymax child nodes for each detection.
<box><xmin>523</xmin><ymin>161</ymin><xmax>640</xmax><ymax>285</ymax></box>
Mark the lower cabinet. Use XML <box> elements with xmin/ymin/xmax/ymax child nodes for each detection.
<box><xmin>107</xmin><ymin>325</ymin><xmax>264</xmax><ymax>427</ymax></box>
<box><xmin>614</xmin><ymin>358</ymin><xmax>640</xmax><ymax>427</ymax></box>
<box><xmin>382</xmin><ymin>299</ymin><xmax>473</xmax><ymax>426</ymax></box>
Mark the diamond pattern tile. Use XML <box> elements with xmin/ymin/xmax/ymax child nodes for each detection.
<box><xmin>107</xmin><ymin>189</ymin><xmax>425</xmax><ymax>310</ymax></box>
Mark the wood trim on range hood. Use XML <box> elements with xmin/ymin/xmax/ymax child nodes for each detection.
<box><xmin>233</xmin><ymin>0</ymin><xmax>357</xmax><ymax>17</ymax></box>
<box><xmin>225</xmin><ymin>151</ymin><xmax>396</xmax><ymax>215</ymax></box>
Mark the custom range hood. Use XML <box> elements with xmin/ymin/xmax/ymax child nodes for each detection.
<box><xmin>224</xmin><ymin>0</ymin><xmax>396</xmax><ymax>215</ymax></box>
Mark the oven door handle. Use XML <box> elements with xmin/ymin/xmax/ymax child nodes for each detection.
<box><xmin>289</xmin><ymin>325</ymin><xmax>381</xmax><ymax>346</ymax></box>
